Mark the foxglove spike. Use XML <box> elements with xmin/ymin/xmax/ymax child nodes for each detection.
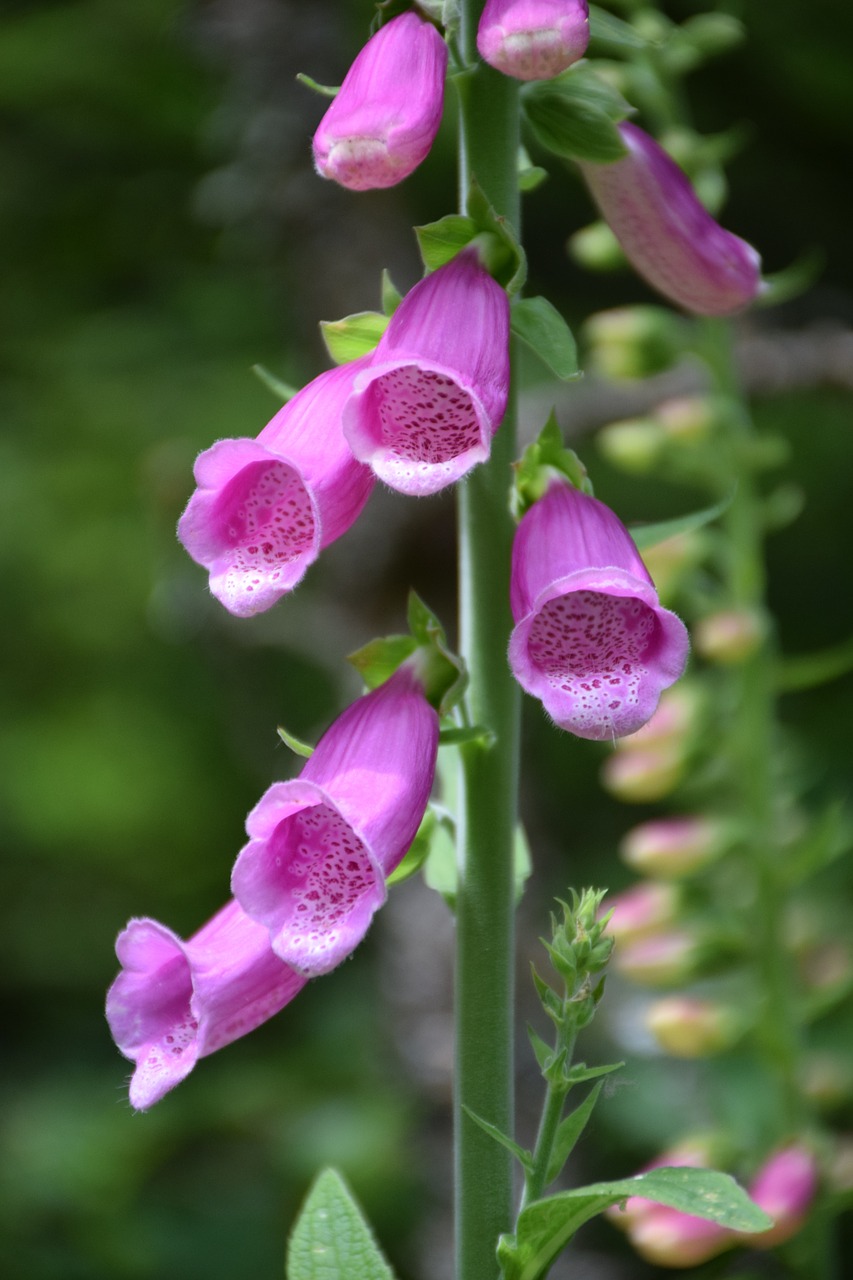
<box><xmin>579</xmin><ymin>123</ymin><xmax>762</xmax><ymax>316</ymax></box>
<box><xmin>343</xmin><ymin>250</ymin><xmax>510</xmax><ymax>495</ymax></box>
<box><xmin>313</xmin><ymin>12</ymin><xmax>448</xmax><ymax>191</ymax></box>
<box><xmin>509</xmin><ymin>478</ymin><xmax>689</xmax><ymax>740</ymax></box>
<box><xmin>106</xmin><ymin>901</ymin><xmax>307</xmax><ymax>1110</ymax></box>
<box><xmin>232</xmin><ymin>666</ymin><xmax>439</xmax><ymax>977</ymax></box>
<box><xmin>178</xmin><ymin>358</ymin><xmax>374</xmax><ymax>617</ymax></box>
<box><xmin>477</xmin><ymin>0</ymin><xmax>590</xmax><ymax>81</ymax></box>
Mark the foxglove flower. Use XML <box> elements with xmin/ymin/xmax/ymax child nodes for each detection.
<box><xmin>106</xmin><ymin>901</ymin><xmax>307</xmax><ymax>1111</ymax></box>
<box><xmin>578</xmin><ymin>123</ymin><xmax>762</xmax><ymax>316</ymax></box>
<box><xmin>178</xmin><ymin>358</ymin><xmax>374</xmax><ymax>618</ymax></box>
<box><xmin>749</xmin><ymin>1146</ymin><xmax>818</xmax><ymax>1246</ymax></box>
<box><xmin>312</xmin><ymin>12</ymin><xmax>448</xmax><ymax>191</ymax></box>
<box><xmin>232</xmin><ymin>666</ymin><xmax>439</xmax><ymax>977</ymax></box>
<box><xmin>477</xmin><ymin>0</ymin><xmax>589</xmax><ymax>81</ymax></box>
<box><xmin>509</xmin><ymin>478</ymin><xmax>689</xmax><ymax>740</ymax></box>
<box><xmin>344</xmin><ymin>250</ymin><xmax>510</xmax><ymax>495</ymax></box>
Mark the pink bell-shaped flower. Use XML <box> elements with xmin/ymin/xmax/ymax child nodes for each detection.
<box><xmin>178</xmin><ymin>357</ymin><xmax>374</xmax><ymax>618</ymax></box>
<box><xmin>312</xmin><ymin>12</ymin><xmax>448</xmax><ymax>191</ymax></box>
<box><xmin>578</xmin><ymin>123</ymin><xmax>762</xmax><ymax>316</ymax></box>
<box><xmin>477</xmin><ymin>0</ymin><xmax>590</xmax><ymax>81</ymax></box>
<box><xmin>232</xmin><ymin>665</ymin><xmax>439</xmax><ymax>977</ymax></box>
<box><xmin>343</xmin><ymin>249</ymin><xmax>510</xmax><ymax>495</ymax></box>
<box><xmin>106</xmin><ymin>901</ymin><xmax>307</xmax><ymax>1111</ymax></box>
<box><xmin>509</xmin><ymin>478</ymin><xmax>689</xmax><ymax>740</ymax></box>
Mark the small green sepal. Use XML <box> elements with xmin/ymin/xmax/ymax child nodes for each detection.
<box><xmin>518</xmin><ymin>146</ymin><xmax>548</xmax><ymax>192</ymax></box>
<box><xmin>415</xmin><ymin>181</ymin><xmax>526</xmax><ymax>293</ymax></box>
<box><xmin>381</xmin><ymin>269</ymin><xmax>403</xmax><ymax>316</ymax></box>
<box><xmin>320</xmin><ymin>311</ymin><xmax>389</xmax><ymax>365</ymax></box>
<box><xmin>276</xmin><ymin>725</ymin><xmax>314</xmax><ymax>758</ymax></box>
<box><xmin>295</xmin><ymin>72</ymin><xmax>340</xmax><ymax>98</ymax></box>
<box><xmin>386</xmin><ymin>808</ymin><xmax>436</xmax><ymax>887</ymax></box>
<box><xmin>511</xmin><ymin>412</ymin><xmax>593</xmax><ymax>521</ymax></box>
<box><xmin>348</xmin><ymin>593</ymin><xmax>467</xmax><ymax>718</ymax></box>
<box><xmin>347</xmin><ymin>635</ymin><xmax>419</xmax><ymax>690</ymax></box>
<box><xmin>251</xmin><ymin>363</ymin><xmax>300</xmax><ymax>403</ymax></box>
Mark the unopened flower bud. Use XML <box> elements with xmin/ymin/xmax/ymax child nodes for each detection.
<box><xmin>629</xmin><ymin>1205</ymin><xmax>732</xmax><ymax>1267</ymax></box>
<box><xmin>656</xmin><ymin>394</ymin><xmax>721</xmax><ymax>443</ymax></box>
<box><xmin>568</xmin><ymin>220</ymin><xmax>625</xmax><ymax>272</ymax></box>
<box><xmin>584</xmin><ymin>306</ymin><xmax>683</xmax><ymax>379</ymax></box>
<box><xmin>613</xmin><ymin>928</ymin><xmax>700</xmax><ymax>986</ymax></box>
<box><xmin>596</xmin><ymin>418</ymin><xmax>666</xmax><ymax>473</ymax></box>
<box><xmin>600</xmin><ymin>744</ymin><xmax>684</xmax><ymax>803</ymax></box>
<box><xmin>477</xmin><ymin>0</ymin><xmax>590</xmax><ymax>82</ymax></box>
<box><xmin>620</xmin><ymin>815</ymin><xmax>726</xmax><ymax>879</ymax></box>
<box><xmin>621</xmin><ymin>683</ymin><xmax>701</xmax><ymax>750</ymax></box>
<box><xmin>646</xmin><ymin>994</ymin><xmax>742</xmax><ymax>1057</ymax></box>
<box><xmin>694</xmin><ymin>608</ymin><xmax>766</xmax><ymax>664</ymax></box>
<box><xmin>748</xmin><ymin>1145</ymin><xmax>818</xmax><ymax>1247</ymax></box>
<box><xmin>604</xmin><ymin>881</ymin><xmax>681</xmax><ymax>943</ymax></box>
<box><xmin>801</xmin><ymin>1052</ymin><xmax>853</xmax><ymax>1111</ymax></box>
<box><xmin>579</xmin><ymin>123</ymin><xmax>762</xmax><ymax>316</ymax></box>
<box><xmin>313</xmin><ymin>13</ymin><xmax>448</xmax><ymax>191</ymax></box>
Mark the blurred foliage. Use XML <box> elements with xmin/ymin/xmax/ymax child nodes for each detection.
<box><xmin>1</xmin><ymin>2</ymin><xmax>852</xmax><ymax>1279</ymax></box>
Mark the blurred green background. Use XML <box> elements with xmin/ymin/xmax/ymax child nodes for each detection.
<box><xmin>2</xmin><ymin>2</ymin><xmax>852</xmax><ymax>1278</ymax></box>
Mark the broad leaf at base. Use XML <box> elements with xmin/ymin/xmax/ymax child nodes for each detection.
<box><xmin>287</xmin><ymin>1168</ymin><xmax>397</xmax><ymax>1280</ymax></box>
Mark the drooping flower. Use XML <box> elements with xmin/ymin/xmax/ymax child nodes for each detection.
<box><xmin>509</xmin><ymin>478</ymin><xmax>689</xmax><ymax>740</ymax></box>
<box><xmin>619</xmin><ymin>815</ymin><xmax>726</xmax><ymax>879</ymax></box>
<box><xmin>312</xmin><ymin>12</ymin><xmax>448</xmax><ymax>191</ymax></box>
<box><xmin>578</xmin><ymin>123</ymin><xmax>762</xmax><ymax>316</ymax></box>
<box><xmin>178</xmin><ymin>358</ymin><xmax>374</xmax><ymax>618</ymax></box>
<box><xmin>343</xmin><ymin>249</ymin><xmax>510</xmax><ymax>495</ymax></box>
<box><xmin>477</xmin><ymin>0</ymin><xmax>590</xmax><ymax>81</ymax></box>
<box><xmin>106</xmin><ymin>901</ymin><xmax>307</xmax><ymax>1111</ymax></box>
<box><xmin>232</xmin><ymin>665</ymin><xmax>439</xmax><ymax>977</ymax></box>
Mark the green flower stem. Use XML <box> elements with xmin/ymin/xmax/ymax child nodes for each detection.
<box><xmin>701</xmin><ymin>319</ymin><xmax>804</xmax><ymax>1129</ymax></box>
<box><xmin>454</xmin><ymin>6</ymin><xmax>521</xmax><ymax>1279</ymax></box>
<box><xmin>520</xmin><ymin>1037</ymin><xmax>578</xmax><ymax>1213</ymax></box>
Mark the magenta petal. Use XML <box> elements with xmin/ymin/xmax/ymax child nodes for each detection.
<box><xmin>344</xmin><ymin>251</ymin><xmax>510</xmax><ymax>495</ymax></box>
<box><xmin>509</xmin><ymin>479</ymin><xmax>689</xmax><ymax>740</ymax></box>
<box><xmin>477</xmin><ymin>0</ymin><xmax>590</xmax><ymax>81</ymax></box>
<box><xmin>312</xmin><ymin>13</ymin><xmax>448</xmax><ymax>191</ymax></box>
<box><xmin>232</xmin><ymin>668</ymin><xmax>439</xmax><ymax>976</ymax></box>
<box><xmin>106</xmin><ymin>902</ymin><xmax>306</xmax><ymax>1110</ymax></box>
<box><xmin>578</xmin><ymin>123</ymin><xmax>762</xmax><ymax>316</ymax></box>
<box><xmin>178</xmin><ymin>359</ymin><xmax>374</xmax><ymax>617</ymax></box>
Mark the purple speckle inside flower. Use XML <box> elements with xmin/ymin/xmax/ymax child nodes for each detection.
<box><xmin>213</xmin><ymin>459</ymin><xmax>315</xmax><ymax>598</ymax></box>
<box><xmin>528</xmin><ymin>590</ymin><xmax>657</xmax><ymax>734</ymax></box>
<box><xmin>373</xmin><ymin>366</ymin><xmax>481</xmax><ymax>464</ymax></box>
<box><xmin>269</xmin><ymin>803</ymin><xmax>377</xmax><ymax>970</ymax></box>
<box><xmin>130</xmin><ymin>1015</ymin><xmax>199</xmax><ymax>1105</ymax></box>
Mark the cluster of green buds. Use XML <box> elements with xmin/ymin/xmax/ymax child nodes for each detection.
<box><xmin>532</xmin><ymin>888</ymin><xmax>615</xmax><ymax>1057</ymax></box>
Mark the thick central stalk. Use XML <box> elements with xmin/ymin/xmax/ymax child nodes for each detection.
<box><xmin>454</xmin><ymin>6</ymin><xmax>521</xmax><ymax>1279</ymax></box>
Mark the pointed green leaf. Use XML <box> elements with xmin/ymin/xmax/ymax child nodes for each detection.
<box><xmin>347</xmin><ymin>636</ymin><xmax>418</xmax><ymax>689</ymax></box>
<box><xmin>381</xmin><ymin>269</ymin><xmax>403</xmax><ymax>316</ymax></box>
<box><xmin>522</xmin><ymin>65</ymin><xmax>632</xmax><ymax>164</ymax></box>
<box><xmin>511</xmin><ymin>297</ymin><xmax>579</xmax><ymax>381</ymax></box>
<box><xmin>462</xmin><ymin>1106</ymin><xmax>534</xmax><ymax>1174</ymax></box>
<box><xmin>544</xmin><ymin>1082</ymin><xmax>605</xmax><ymax>1186</ymax></box>
<box><xmin>564</xmin><ymin>1060</ymin><xmax>624</xmax><ymax>1086</ymax></box>
<box><xmin>415</xmin><ymin>214</ymin><xmax>478</xmax><ymax>272</ymax></box>
<box><xmin>630</xmin><ymin>490</ymin><xmax>733</xmax><ymax>551</ymax></box>
<box><xmin>527</xmin><ymin>1025</ymin><xmax>553</xmax><ymax>1073</ymax></box>
<box><xmin>287</xmin><ymin>1168</ymin><xmax>397</xmax><ymax>1280</ymax></box>
<box><xmin>466</xmin><ymin>181</ymin><xmax>527</xmax><ymax>294</ymax></box>
<box><xmin>252</xmin><ymin>363</ymin><xmax>300</xmax><ymax>402</ymax></box>
<box><xmin>320</xmin><ymin>311</ymin><xmax>389</xmax><ymax>365</ymax></box>
<box><xmin>276</xmin><ymin>725</ymin><xmax>315</xmax><ymax>758</ymax></box>
<box><xmin>499</xmin><ymin>1168</ymin><xmax>772</xmax><ymax>1280</ymax></box>
<box><xmin>588</xmin><ymin>5</ymin><xmax>650</xmax><ymax>51</ymax></box>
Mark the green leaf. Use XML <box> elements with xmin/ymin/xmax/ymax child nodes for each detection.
<box><xmin>276</xmin><ymin>725</ymin><xmax>314</xmax><ymax>758</ymax></box>
<box><xmin>422</xmin><ymin>808</ymin><xmax>458</xmax><ymax>909</ymax></box>
<box><xmin>463</xmin><ymin>1106</ymin><xmax>534</xmax><ymax>1174</ymax></box>
<box><xmin>523</xmin><ymin>65</ymin><xmax>632</xmax><ymax>164</ymax></box>
<box><xmin>782</xmin><ymin>800</ymin><xmax>853</xmax><ymax>883</ymax></box>
<box><xmin>414</xmin><ymin>214</ymin><xmax>478</xmax><ymax>272</ymax></box>
<box><xmin>518</xmin><ymin>146</ymin><xmax>549</xmax><ymax>192</ymax></box>
<box><xmin>630</xmin><ymin>490</ymin><xmax>733</xmax><ymax>551</ymax></box>
<box><xmin>564</xmin><ymin>1059</ymin><xmax>624</xmax><ymax>1086</ymax></box>
<box><xmin>466</xmin><ymin>181</ymin><xmax>527</xmax><ymax>294</ymax></box>
<box><xmin>757</xmin><ymin>248</ymin><xmax>824</xmax><ymax>308</ymax></box>
<box><xmin>499</xmin><ymin>1168</ymin><xmax>772</xmax><ymax>1280</ymax></box>
<box><xmin>527</xmin><ymin>1025</ymin><xmax>553</xmax><ymax>1073</ymax></box>
<box><xmin>347</xmin><ymin>636</ymin><xmax>418</xmax><ymax>689</ymax></box>
<box><xmin>778</xmin><ymin>634</ymin><xmax>853</xmax><ymax>693</ymax></box>
<box><xmin>295</xmin><ymin>72</ymin><xmax>340</xmax><ymax>98</ymax></box>
<box><xmin>511</xmin><ymin>297</ymin><xmax>579</xmax><ymax>381</ymax></box>
<box><xmin>287</xmin><ymin>1168</ymin><xmax>396</xmax><ymax>1280</ymax></box>
<box><xmin>588</xmin><ymin>5</ymin><xmax>650</xmax><ymax>52</ymax></box>
<box><xmin>251</xmin><ymin>363</ymin><xmax>300</xmax><ymax>402</ymax></box>
<box><xmin>320</xmin><ymin>311</ymin><xmax>389</xmax><ymax>364</ymax></box>
<box><xmin>544</xmin><ymin>1082</ymin><xmax>605</xmax><ymax>1186</ymax></box>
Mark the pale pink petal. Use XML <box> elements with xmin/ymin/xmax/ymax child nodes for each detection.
<box><xmin>477</xmin><ymin>0</ymin><xmax>589</xmax><ymax>81</ymax></box>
